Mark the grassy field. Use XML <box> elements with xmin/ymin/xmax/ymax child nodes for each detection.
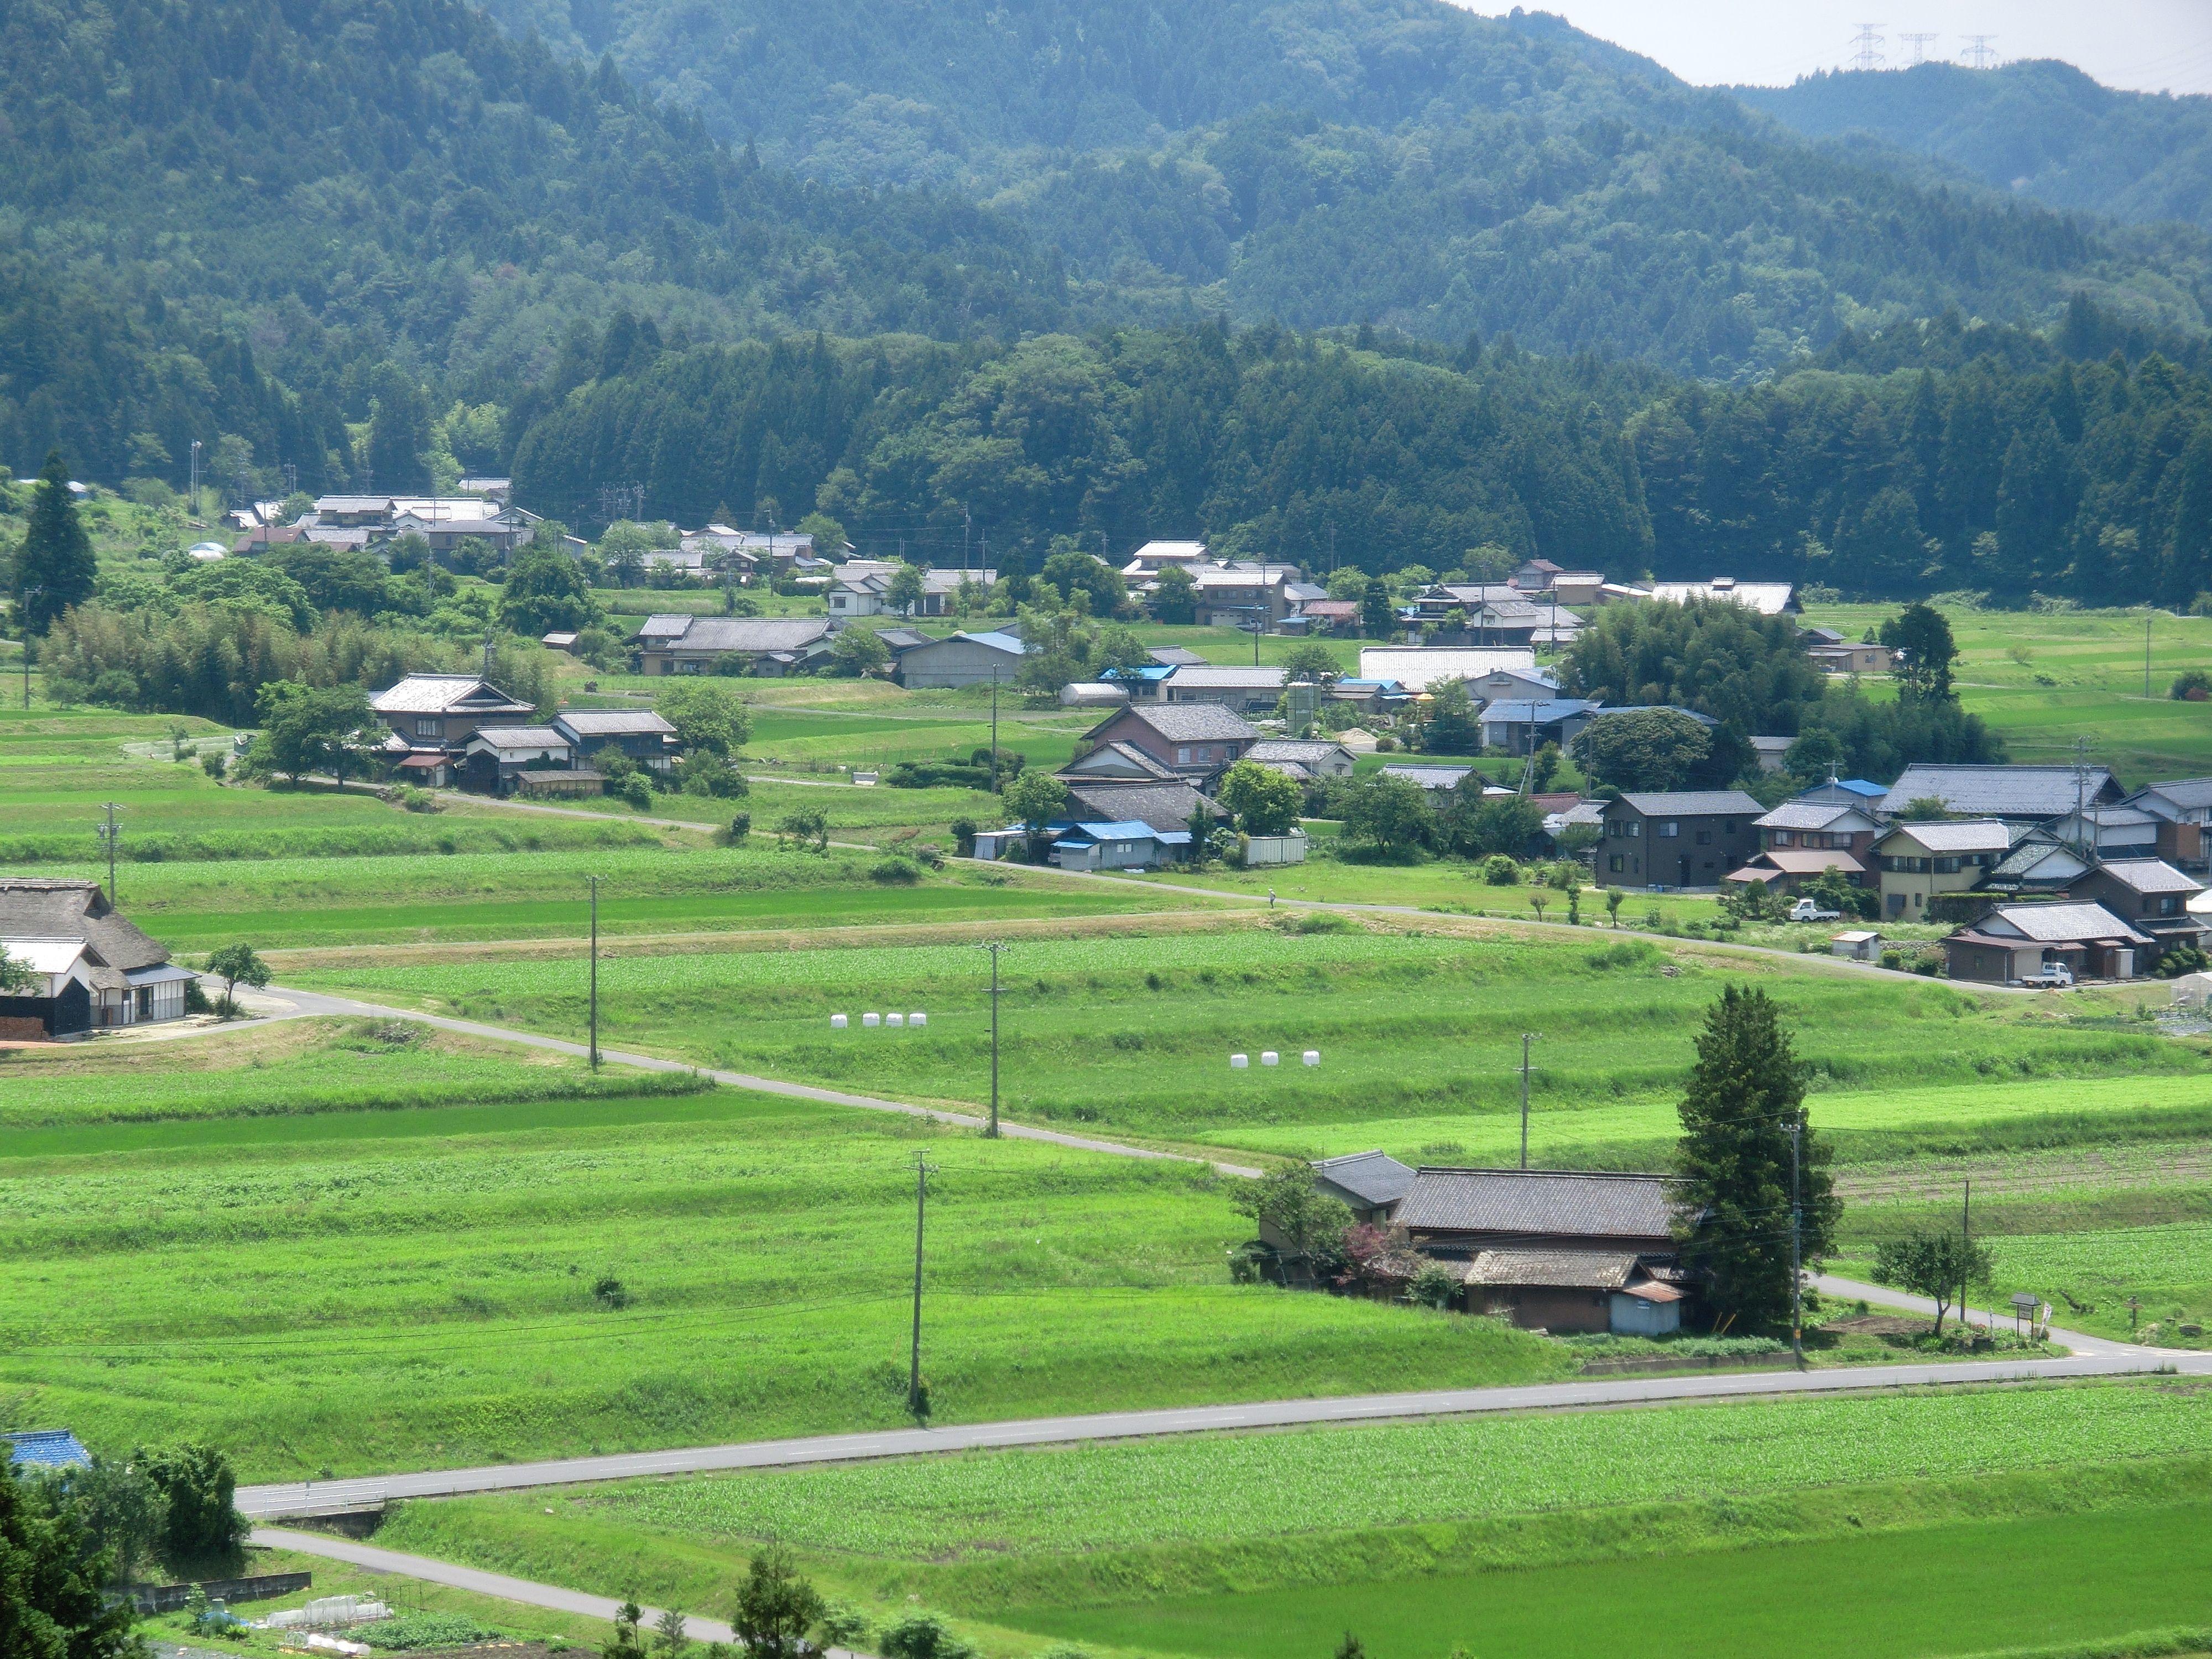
<box><xmin>32</xmin><ymin>844</ymin><xmax>1187</xmax><ymax>952</ymax></box>
<box><xmin>286</xmin><ymin>922</ymin><xmax>2212</xmax><ymax>1165</ymax></box>
<box><xmin>367</xmin><ymin>1386</ymin><xmax>2212</xmax><ymax>1659</ymax></box>
<box><xmin>1802</xmin><ymin>603</ymin><xmax>2212</xmax><ymax>785</ymax></box>
<box><xmin>0</xmin><ymin>1021</ymin><xmax>1573</xmax><ymax>1478</ymax></box>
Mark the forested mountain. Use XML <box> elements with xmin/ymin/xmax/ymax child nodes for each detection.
<box><xmin>1739</xmin><ymin>62</ymin><xmax>2212</xmax><ymax>233</ymax></box>
<box><xmin>473</xmin><ymin>0</ymin><xmax>2211</xmax><ymax>378</ymax></box>
<box><xmin>0</xmin><ymin>0</ymin><xmax>1061</xmax><ymax>482</ymax></box>
<box><xmin>514</xmin><ymin>312</ymin><xmax>2212</xmax><ymax>608</ymax></box>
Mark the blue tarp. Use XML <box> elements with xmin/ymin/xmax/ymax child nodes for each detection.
<box><xmin>5</xmin><ymin>1430</ymin><xmax>91</xmax><ymax>1469</ymax></box>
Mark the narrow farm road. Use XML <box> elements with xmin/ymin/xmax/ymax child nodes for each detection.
<box><xmin>226</xmin><ymin>980</ymin><xmax>1266</xmax><ymax>1178</ymax></box>
<box><xmin>236</xmin><ymin>1322</ymin><xmax>2207</xmax><ymax>1520</ymax></box>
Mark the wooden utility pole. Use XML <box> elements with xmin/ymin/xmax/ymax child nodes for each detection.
<box><xmin>1519</xmin><ymin>1032</ymin><xmax>1538</xmax><ymax>1168</ymax></box>
<box><xmin>978</xmin><ymin>940</ymin><xmax>1008</xmax><ymax>1136</ymax></box>
<box><xmin>909</xmin><ymin>1150</ymin><xmax>938</xmax><ymax>1416</ymax></box>
<box><xmin>586</xmin><ymin>875</ymin><xmax>602</xmax><ymax>1070</ymax></box>
<box><xmin>96</xmin><ymin>802</ymin><xmax>123</xmax><ymax>905</ymax></box>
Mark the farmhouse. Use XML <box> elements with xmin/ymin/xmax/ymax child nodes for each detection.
<box><xmin>628</xmin><ymin>615</ymin><xmax>834</xmax><ymax>677</ymax></box>
<box><xmin>1598</xmin><ymin>790</ymin><xmax>1765</xmax><ymax>890</ymax></box>
<box><xmin>1244</xmin><ymin>739</ymin><xmax>1358</xmax><ymax>780</ymax></box>
<box><xmin>828</xmin><ymin>566</ymin><xmax>993</xmax><ymax>618</ymax></box>
<box><xmin>461</xmin><ymin>727</ymin><xmax>575</xmax><ymax>795</ymax></box>
<box><xmin>895</xmin><ymin>630</ymin><xmax>1028</xmax><ymax>690</ymax></box>
<box><xmin>1872</xmin><ymin>819</ymin><xmax>2013</xmax><ymax>920</ymax></box>
<box><xmin>1080</xmin><ymin>703</ymin><xmax>1259</xmax><ymax>780</ymax></box>
<box><xmin>0</xmin><ymin>880</ymin><xmax>196</xmax><ymax>1037</ymax></box>
<box><xmin>1162</xmin><ymin>665</ymin><xmax>1285</xmax><ymax>713</ymax></box>
<box><xmin>1648</xmin><ymin>577</ymin><xmax>1797</xmax><ymax>614</ymax></box>
<box><xmin>1879</xmin><ymin>764</ymin><xmax>2123</xmax><ymax>823</ymax></box>
<box><xmin>551</xmin><ymin>709</ymin><xmax>677</xmax><ymax>773</ymax></box>
<box><xmin>2123</xmin><ymin>778</ymin><xmax>2212</xmax><ymax>869</ymax></box>
<box><xmin>1944</xmin><ymin>902</ymin><xmax>2154</xmax><ymax>984</ymax></box>
<box><xmin>1394</xmin><ymin>1167</ymin><xmax>1692</xmax><ymax>1334</ymax></box>
<box><xmin>1477</xmin><ymin>697</ymin><xmax>1603</xmax><ymax>757</ymax></box>
<box><xmin>371</xmin><ymin>674</ymin><xmax>538</xmax><ymax>749</ymax></box>
<box><xmin>2068</xmin><ymin>860</ymin><xmax>2208</xmax><ymax>966</ymax></box>
<box><xmin>1356</xmin><ymin>648</ymin><xmax>1538</xmax><ymax>692</ymax></box>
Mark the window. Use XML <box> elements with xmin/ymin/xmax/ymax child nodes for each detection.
<box><xmin>1176</xmin><ymin>747</ymin><xmax>1191</xmax><ymax>764</ymax></box>
<box><xmin>2158</xmin><ymin>895</ymin><xmax>2181</xmax><ymax>916</ymax></box>
<box><xmin>1608</xmin><ymin>854</ymin><xmax>1625</xmax><ymax>873</ymax></box>
<box><xmin>1913</xmin><ymin>892</ymin><xmax>1923</xmax><ymax>907</ymax></box>
<box><xmin>1933</xmin><ymin>857</ymin><xmax>1960</xmax><ymax>874</ymax></box>
<box><xmin>1772</xmin><ymin>830</ymin><xmax>1795</xmax><ymax>848</ymax></box>
<box><xmin>676</xmin><ymin>659</ymin><xmax>705</xmax><ymax>675</ymax></box>
<box><xmin>1695</xmin><ymin>829</ymin><xmax>1711</xmax><ymax>846</ymax></box>
<box><xmin>1658</xmin><ymin>821</ymin><xmax>1679</xmax><ymax>838</ymax></box>
<box><xmin>1626</xmin><ymin>820</ymin><xmax>1641</xmax><ymax>838</ymax></box>
<box><xmin>1197</xmin><ymin>746</ymin><xmax>1213</xmax><ymax>763</ymax></box>
<box><xmin>1724</xmin><ymin>821</ymin><xmax>1738</xmax><ymax>833</ymax></box>
<box><xmin>415</xmin><ymin>718</ymin><xmax>441</xmax><ymax>738</ymax></box>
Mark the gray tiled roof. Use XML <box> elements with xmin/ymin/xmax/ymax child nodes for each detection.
<box><xmin>1247</xmin><ymin>740</ymin><xmax>1355</xmax><ymax>765</ymax></box>
<box><xmin>1062</xmin><ymin>781</ymin><xmax>1220</xmax><ymax>833</ymax></box>
<box><xmin>1756</xmin><ymin>802</ymin><xmax>1865</xmax><ymax>831</ymax></box>
<box><xmin>1113</xmin><ymin>703</ymin><xmax>1261</xmax><ymax>743</ymax></box>
<box><xmin>0</xmin><ymin>880</ymin><xmax>168</xmax><ymax>972</ymax></box>
<box><xmin>1879</xmin><ymin>818</ymin><xmax>2013</xmax><ymax>853</ymax></box>
<box><xmin>1168</xmin><ymin>666</ymin><xmax>1286</xmax><ymax>688</ymax></box>
<box><xmin>2094</xmin><ymin>859</ymin><xmax>2204</xmax><ymax>895</ymax></box>
<box><xmin>1397</xmin><ymin>1168</ymin><xmax>1684</xmax><ymax>1240</ymax></box>
<box><xmin>1983</xmin><ymin>902</ymin><xmax>2153</xmax><ymax>945</ymax></box>
<box><xmin>2135</xmin><ymin>778</ymin><xmax>2212</xmax><ymax>812</ymax></box>
<box><xmin>466</xmin><ymin>726</ymin><xmax>567</xmax><ymax>750</ymax></box>
<box><xmin>1614</xmin><ymin>790</ymin><xmax>1766</xmax><ymax>817</ymax></box>
<box><xmin>1312</xmin><ymin>1150</ymin><xmax>1416</xmax><ymax>1208</ymax></box>
<box><xmin>1149</xmin><ymin>647</ymin><xmax>1208</xmax><ymax>666</ymax></box>
<box><xmin>1462</xmin><ymin>1248</ymin><xmax>1647</xmax><ymax>1289</ymax></box>
<box><xmin>554</xmin><ymin>710</ymin><xmax>676</xmax><ymax>737</ymax></box>
<box><xmin>1062</xmin><ymin>742</ymin><xmax>1180</xmax><ymax>780</ymax></box>
<box><xmin>369</xmin><ymin>674</ymin><xmax>535</xmax><ymax>716</ymax></box>
<box><xmin>634</xmin><ymin>617</ymin><xmax>832</xmax><ymax>653</ymax></box>
<box><xmin>1882</xmin><ymin>764</ymin><xmax>2119</xmax><ymax>818</ymax></box>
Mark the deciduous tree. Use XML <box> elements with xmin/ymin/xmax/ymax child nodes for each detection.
<box><xmin>1216</xmin><ymin>760</ymin><xmax>1301</xmax><ymax>836</ymax></box>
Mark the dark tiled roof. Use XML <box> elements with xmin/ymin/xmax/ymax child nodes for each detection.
<box><xmin>0</xmin><ymin>879</ymin><xmax>168</xmax><ymax>972</ymax></box>
<box><xmin>1312</xmin><ymin>1150</ymin><xmax>1416</xmax><ymax>1208</ymax></box>
<box><xmin>555</xmin><ymin>709</ymin><xmax>676</xmax><ymax>737</ymax></box>
<box><xmin>1462</xmin><ymin>1249</ymin><xmax>1647</xmax><ymax>1289</ymax></box>
<box><xmin>2093</xmin><ymin>859</ymin><xmax>2203</xmax><ymax>895</ymax></box>
<box><xmin>1105</xmin><ymin>703</ymin><xmax>1261</xmax><ymax>744</ymax></box>
<box><xmin>1882</xmin><ymin>764</ymin><xmax>2119</xmax><ymax>818</ymax></box>
<box><xmin>2135</xmin><ymin>778</ymin><xmax>2212</xmax><ymax>812</ymax></box>
<box><xmin>1063</xmin><ymin>781</ymin><xmax>1220</xmax><ymax>833</ymax></box>
<box><xmin>1614</xmin><ymin>790</ymin><xmax>1766</xmax><ymax>817</ymax></box>
<box><xmin>1061</xmin><ymin>742</ymin><xmax>1180</xmax><ymax>780</ymax></box>
<box><xmin>1397</xmin><ymin>1168</ymin><xmax>1684</xmax><ymax>1240</ymax></box>
<box><xmin>1148</xmin><ymin>647</ymin><xmax>1208</xmax><ymax>666</ymax></box>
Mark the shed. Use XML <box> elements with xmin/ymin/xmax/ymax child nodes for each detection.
<box><xmin>1830</xmin><ymin>929</ymin><xmax>1883</xmax><ymax>961</ymax></box>
<box><xmin>5</xmin><ymin>1429</ymin><xmax>91</xmax><ymax>1469</ymax></box>
<box><xmin>1459</xmin><ymin>1249</ymin><xmax>1683</xmax><ymax>1334</ymax></box>
<box><xmin>1050</xmin><ymin>820</ymin><xmax>1160</xmax><ymax>872</ymax></box>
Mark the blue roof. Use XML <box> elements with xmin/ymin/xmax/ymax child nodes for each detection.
<box><xmin>6</xmin><ymin>1430</ymin><xmax>90</xmax><ymax>1469</ymax></box>
<box><xmin>1103</xmin><ymin>664</ymin><xmax>1175</xmax><ymax>683</ymax></box>
<box><xmin>1072</xmin><ymin>821</ymin><xmax>1159</xmax><ymax>841</ymax></box>
<box><xmin>1837</xmin><ymin>778</ymin><xmax>1886</xmax><ymax>797</ymax></box>
<box><xmin>1335</xmin><ymin>679</ymin><xmax>1404</xmax><ymax>692</ymax></box>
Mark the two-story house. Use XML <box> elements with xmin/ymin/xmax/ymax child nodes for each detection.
<box><xmin>552</xmin><ymin>709</ymin><xmax>678</xmax><ymax>774</ymax></box>
<box><xmin>2124</xmin><ymin>779</ymin><xmax>2212</xmax><ymax>870</ymax></box>
<box><xmin>2068</xmin><ymin>860</ymin><xmax>2209</xmax><ymax>967</ymax></box>
<box><xmin>1191</xmin><ymin>564</ymin><xmax>1302</xmax><ymax>628</ymax></box>
<box><xmin>1079</xmin><ymin>703</ymin><xmax>1259</xmax><ymax>781</ymax></box>
<box><xmin>1872</xmin><ymin>818</ymin><xmax>2013</xmax><ymax>919</ymax></box>
<box><xmin>371</xmin><ymin>675</ymin><xmax>539</xmax><ymax>782</ymax></box>
<box><xmin>1598</xmin><ymin>790</ymin><xmax>1765</xmax><ymax>890</ymax></box>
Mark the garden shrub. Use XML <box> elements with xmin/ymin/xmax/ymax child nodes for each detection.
<box><xmin>870</xmin><ymin>857</ymin><xmax>921</xmax><ymax>884</ymax></box>
<box><xmin>877</xmin><ymin>1611</ymin><xmax>978</xmax><ymax>1659</ymax></box>
<box><xmin>1479</xmin><ymin>854</ymin><xmax>1520</xmax><ymax>885</ymax></box>
<box><xmin>950</xmin><ymin>817</ymin><xmax>978</xmax><ymax>857</ymax></box>
<box><xmin>726</xmin><ymin>812</ymin><xmax>752</xmax><ymax>843</ymax></box>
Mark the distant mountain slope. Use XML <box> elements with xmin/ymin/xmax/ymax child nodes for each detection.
<box><xmin>0</xmin><ymin>0</ymin><xmax>1063</xmax><ymax>479</ymax></box>
<box><xmin>484</xmin><ymin>0</ymin><xmax>2211</xmax><ymax>375</ymax></box>
<box><xmin>1737</xmin><ymin>62</ymin><xmax>2212</xmax><ymax>232</ymax></box>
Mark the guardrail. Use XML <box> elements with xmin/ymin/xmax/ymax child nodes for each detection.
<box><xmin>236</xmin><ymin>1479</ymin><xmax>389</xmax><ymax>1520</ymax></box>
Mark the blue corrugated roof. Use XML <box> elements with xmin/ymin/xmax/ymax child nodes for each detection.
<box><xmin>1103</xmin><ymin>664</ymin><xmax>1175</xmax><ymax>682</ymax></box>
<box><xmin>5</xmin><ymin>1430</ymin><xmax>91</xmax><ymax>1469</ymax></box>
<box><xmin>1072</xmin><ymin>821</ymin><xmax>1159</xmax><ymax>841</ymax></box>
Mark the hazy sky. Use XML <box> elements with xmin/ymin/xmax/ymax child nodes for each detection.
<box><xmin>1469</xmin><ymin>2</ymin><xmax>2212</xmax><ymax>97</ymax></box>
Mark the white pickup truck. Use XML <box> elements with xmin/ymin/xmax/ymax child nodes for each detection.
<box><xmin>1788</xmin><ymin>898</ymin><xmax>1842</xmax><ymax>922</ymax></box>
<box><xmin>2020</xmin><ymin>963</ymin><xmax>2075</xmax><ymax>988</ymax></box>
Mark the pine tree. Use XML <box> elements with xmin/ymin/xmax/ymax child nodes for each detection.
<box><xmin>15</xmin><ymin>450</ymin><xmax>96</xmax><ymax>633</ymax></box>
<box><xmin>1672</xmin><ymin>985</ymin><xmax>1839</xmax><ymax>1331</ymax></box>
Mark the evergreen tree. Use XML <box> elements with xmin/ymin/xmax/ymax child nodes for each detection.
<box><xmin>0</xmin><ymin>1453</ymin><xmax>141</xmax><ymax>1658</ymax></box>
<box><xmin>14</xmin><ymin>451</ymin><xmax>96</xmax><ymax>633</ymax></box>
<box><xmin>1672</xmin><ymin>985</ymin><xmax>1839</xmax><ymax>1331</ymax></box>
<box><xmin>366</xmin><ymin>366</ymin><xmax>433</xmax><ymax>495</ymax></box>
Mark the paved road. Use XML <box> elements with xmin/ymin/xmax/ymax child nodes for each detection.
<box><xmin>248</xmin><ymin>1527</ymin><xmax>749</xmax><ymax>1650</ymax></box>
<box><xmin>226</xmin><ymin>980</ymin><xmax>1265</xmax><ymax>1178</ymax></box>
<box><xmin>235</xmin><ymin>1274</ymin><xmax>2204</xmax><ymax>1521</ymax></box>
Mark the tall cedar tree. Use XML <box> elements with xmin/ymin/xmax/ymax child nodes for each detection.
<box><xmin>1672</xmin><ymin>985</ymin><xmax>1840</xmax><ymax>1328</ymax></box>
<box><xmin>0</xmin><ymin>1454</ymin><xmax>141</xmax><ymax>1658</ymax></box>
<box><xmin>16</xmin><ymin>451</ymin><xmax>96</xmax><ymax>633</ymax></box>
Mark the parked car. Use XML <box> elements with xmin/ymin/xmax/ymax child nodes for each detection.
<box><xmin>1788</xmin><ymin>898</ymin><xmax>1841</xmax><ymax>922</ymax></box>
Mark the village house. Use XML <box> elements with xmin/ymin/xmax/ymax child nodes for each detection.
<box><xmin>1392</xmin><ymin>1167</ymin><xmax>1693</xmax><ymax>1334</ymax></box>
<box><xmin>2068</xmin><ymin>860</ymin><xmax>2209</xmax><ymax>967</ymax></box>
<box><xmin>1311</xmin><ymin>1151</ymin><xmax>1417</xmax><ymax>1225</ymax></box>
<box><xmin>828</xmin><ymin>565</ymin><xmax>993</xmax><ymax>618</ymax></box>
<box><xmin>2043</xmin><ymin>804</ymin><xmax>2164</xmax><ymax>862</ymax></box>
<box><xmin>894</xmin><ymin>630</ymin><xmax>1028</xmax><ymax>690</ymax></box>
<box><xmin>1872</xmin><ymin>818</ymin><xmax>2013</xmax><ymax>920</ymax></box>
<box><xmin>1163</xmin><ymin>665</ymin><xmax>1285</xmax><ymax>713</ymax></box>
<box><xmin>2122</xmin><ymin>778</ymin><xmax>2212</xmax><ymax>869</ymax></box>
<box><xmin>1879</xmin><ymin>763</ymin><xmax>2123</xmax><ymax>823</ymax></box>
<box><xmin>1599</xmin><ymin>790</ymin><xmax>1765</xmax><ymax>890</ymax></box>
<box><xmin>1244</xmin><ymin>739</ymin><xmax>1358</xmax><ymax>781</ymax></box>
<box><xmin>1190</xmin><ymin>564</ymin><xmax>1303</xmax><ymax>628</ymax></box>
<box><xmin>1119</xmin><ymin>540</ymin><xmax>1209</xmax><ymax>577</ymax></box>
<box><xmin>0</xmin><ymin>880</ymin><xmax>196</xmax><ymax>1037</ymax></box>
<box><xmin>1944</xmin><ymin>902</ymin><xmax>2154</xmax><ymax>984</ymax></box>
<box><xmin>1079</xmin><ymin>703</ymin><xmax>1260</xmax><ymax>781</ymax></box>
<box><xmin>628</xmin><ymin>614</ymin><xmax>834</xmax><ymax>677</ymax></box>
<box><xmin>1355</xmin><ymin>648</ymin><xmax>1540</xmax><ymax>692</ymax></box>
<box><xmin>370</xmin><ymin>675</ymin><xmax>539</xmax><ymax>786</ymax></box>
<box><xmin>1648</xmin><ymin>577</ymin><xmax>1797</xmax><ymax>615</ymax></box>
<box><xmin>551</xmin><ymin>709</ymin><xmax>677</xmax><ymax>774</ymax></box>
<box><xmin>460</xmin><ymin>727</ymin><xmax>574</xmax><ymax>795</ymax></box>
<box><xmin>1477</xmin><ymin>698</ymin><xmax>1603</xmax><ymax>757</ymax></box>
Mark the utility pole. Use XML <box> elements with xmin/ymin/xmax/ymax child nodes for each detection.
<box><xmin>96</xmin><ymin>802</ymin><xmax>123</xmax><ymax>905</ymax></box>
<box><xmin>963</xmin><ymin>504</ymin><xmax>972</xmax><ymax>576</ymax></box>
<box><xmin>1788</xmin><ymin>1115</ymin><xmax>1804</xmax><ymax>1370</ymax></box>
<box><xmin>586</xmin><ymin>875</ymin><xmax>602</xmax><ymax>1070</ymax></box>
<box><xmin>2147</xmin><ymin>612</ymin><xmax>2154</xmax><ymax>700</ymax></box>
<box><xmin>19</xmin><ymin>586</ymin><xmax>41</xmax><ymax>708</ymax></box>
<box><xmin>1849</xmin><ymin>22</ymin><xmax>1885</xmax><ymax>71</ymax></box>
<box><xmin>189</xmin><ymin>440</ymin><xmax>202</xmax><ymax>517</ymax></box>
<box><xmin>989</xmin><ymin>670</ymin><xmax>1000</xmax><ymax>794</ymax></box>
<box><xmin>978</xmin><ymin>940</ymin><xmax>1008</xmax><ymax>1136</ymax></box>
<box><xmin>1961</xmin><ymin>1176</ymin><xmax>1974</xmax><ymax>1335</ymax></box>
<box><xmin>909</xmin><ymin>1150</ymin><xmax>938</xmax><ymax>1416</ymax></box>
<box><xmin>1519</xmin><ymin>1032</ymin><xmax>1538</xmax><ymax>1169</ymax></box>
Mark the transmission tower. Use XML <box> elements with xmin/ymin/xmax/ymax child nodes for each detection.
<box><xmin>1898</xmin><ymin>32</ymin><xmax>1938</xmax><ymax>64</ymax></box>
<box><xmin>1960</xmin><ymin>34</ymin><xmax>1999</xmax><ymax>69</ymax></box>
<box><xmin>1849</xmin><ymin>23</ymin><xmax>1885</xmax><ymax>71</ymax></box>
